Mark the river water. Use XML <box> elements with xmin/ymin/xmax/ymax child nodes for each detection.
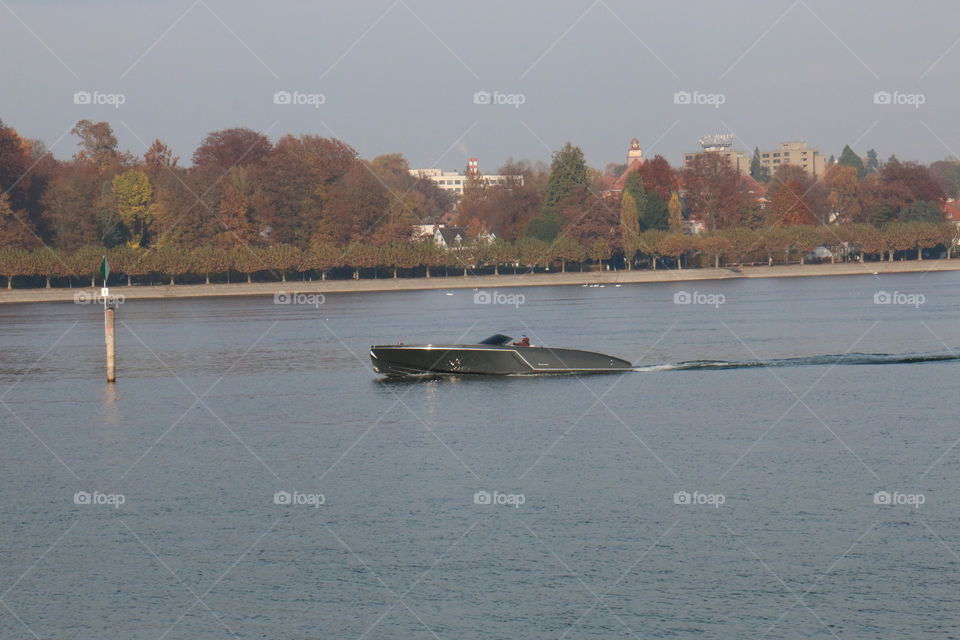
<box><xmin>1</xmin><ymin>271</ymin><xmax>958</xmax><ymax>639</ymax></box>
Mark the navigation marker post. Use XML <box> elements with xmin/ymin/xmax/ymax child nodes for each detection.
<box><xmin>100</xmin><ymin>256</ymin><xmax>116</xmax><ymax>383</ymax></box>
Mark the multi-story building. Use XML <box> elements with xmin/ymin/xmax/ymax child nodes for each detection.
<box><xmin>409</xmin><ymin>158</ymin><xmax>522</xmax><ymax>196</ymax></box>
<box><xmin>682</xmin><ymin>134</ymin><xmax>750</xmax><ymax>176</ymax></box>
<box><xmin>756</xmin><ymin>141</ymin><xmax>829</xmax><ymax>177</ymax></box>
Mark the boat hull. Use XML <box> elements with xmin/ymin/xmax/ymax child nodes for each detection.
<box><xmin>370</xmin><ymin>344</ymin><xmax>632</xmax><ymax>377</ymax></box>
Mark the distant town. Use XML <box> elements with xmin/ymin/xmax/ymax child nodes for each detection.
<box><xmin>0</xmin><ymin>117</ymin><xmax>958</xmax><ymax>288</ymax></box>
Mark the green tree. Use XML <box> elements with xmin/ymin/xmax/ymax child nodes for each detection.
<box><xmin>750</xmin><ymin>147</ymin><xmax>770</xmax><ymax>181</ymax></box>
<box><xmin>526</xmin><ymin>142</ymin><xmax>587</xmax><ymax>242</ymax></box>
<box><xmin>903</xmin><ymin>201</ymin><xmax>944</xmax><ymax>223</ymax></box>
<box><xmin>642</xmin><ymin>192</ymin><xmax>670</xmax><ymax>231</ymax></box>
<box><xmin>838</xmin><ymin>145</ymin><xmax>866</xmax><ymax>179</ymax></box>
<box><xmin>865</xmin><ymin>149</ymin><xmax>880</xmax><ymax>175</ymax></box>
<box><xmin>619</xmin><ymin>190</ymin><xmax>640</xmax><ymax>241</ymax></box>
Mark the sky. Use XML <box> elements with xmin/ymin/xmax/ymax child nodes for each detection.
<box><xmin>2</xmin><ymin>0</ymin><xmax>959</xmax><ymax>172</ymax></box>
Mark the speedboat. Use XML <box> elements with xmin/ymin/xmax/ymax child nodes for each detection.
<box><xmin>370</xmin><ymin>334</ymin><xmax>633</xmax><ymax>377</ymax></box>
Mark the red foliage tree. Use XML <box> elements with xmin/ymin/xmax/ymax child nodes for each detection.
<box><xmin>681</xmin><ymin>153</ymin><xmax>750</xmax><ymax>230</ymax></box>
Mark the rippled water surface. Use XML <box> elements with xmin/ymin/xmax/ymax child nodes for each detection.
<box><xmin>2</xmin><ymin>272</ymin><xmax>959</xmax><ymax>639</ymax></box>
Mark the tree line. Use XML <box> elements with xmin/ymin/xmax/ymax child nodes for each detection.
<box><xmin>1</xmin><ymin>221</ymin><xmax>954</xmax><ymax>289</ymax></box>
<box><xmin>0</xmin><ymin>117</ymin><xmax>957</xmax><ymax>289</ymax></box>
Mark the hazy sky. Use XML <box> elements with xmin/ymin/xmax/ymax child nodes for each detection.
<box><xmin>3</xmin><ymin>0</ymin><xmax>959</xmax><ymax>171</ymax></box>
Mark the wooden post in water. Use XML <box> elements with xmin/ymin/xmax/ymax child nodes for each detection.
<box><xmin>99</xmin><ymin>255</ymin><xmax>116</xmax><ymax>383</ymax></box>
<box><xmin>104</xmin><ymin>305</ymin><xmax>116</xmax><ymax>383</ymax></box>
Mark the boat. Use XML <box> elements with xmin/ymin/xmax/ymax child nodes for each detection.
<box><xmin>370</xmin><ymin>334</ymin><xmax>633</xmax><ymax>377</ymax></box>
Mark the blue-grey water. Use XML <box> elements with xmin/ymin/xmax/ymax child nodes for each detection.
<box><xmin>2</xmin><ymin>272</ymin><xmax>959</xmax><ymax>640</ymax></box>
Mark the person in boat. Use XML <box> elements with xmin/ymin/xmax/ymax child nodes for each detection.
<box><xmin>513</xmin><ymin>334</ymin><xmax>531</xmax><ymax>347</ymax></box>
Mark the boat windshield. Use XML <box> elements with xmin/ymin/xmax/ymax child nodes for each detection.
<box><xmin>479</xmin><ymin>334</ymin><xmax>512</xmax><ymax>346</ymax></box>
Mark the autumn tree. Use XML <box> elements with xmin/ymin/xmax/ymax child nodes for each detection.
<box><xmin>192</xmin><ymin>128</ymin><xmax>272</xmax><ymax>173</ymax></box>
<box><xmin>0</xmin><ymin>192</ymin><xmax>40</xmax><ymax>249</ymax></box>
<box><xmin>316</xmin><ymin>161</ymin><xmax>395</xmax><ymax>246</ymax></box>
<box><xmin>213</xmin><ymin>167</ymin><xmax>258</xmax><ymax>248</ymax></box>
<box><xmin>0</xmin><ymin>119</ymin><xmax>34</xmax><ymax>212</ymax></box>
<box><xmin>767</xmin><ymin>165</ymin><xmax>826</xmax><ymax>225</ymax></box>
<box><xmin>71</xmin><ymin>120</ymin><xmax>123</xmax><ymax>175</ymax></box>
<box><xmin>929</xmin><ymin>159</ymin><xmax>960</xmax><ymax>199</ymax></box>
<box><xmin>667</xmin><ymin>192</ymin><xmax>683</xmax><ymax>232</ymax></box>
<box><xmin>662</xmin><ymin>233</ymin><xmax>693</xmax><ymax>269</ymax></box>
<box><xmin>552</xmin><ymin>236</ymin><xmax>585</xmax><ymax>272</ymax></box>
<box><xmin>254</xmin><ymin>135</ymin><xmax>357</xmax><ymax>246</ymax></box>
<box><xmin>0</xmin><ymin>247</ymin><xmax>29</xmax><ymax>288</ymax></box>
<box><xmin>638</xmin><ymin>230</ymin><xmax>667</xmax><ymax>270</ymax></box>
<box><xmin>682</xmin><ymin>153</ymin><xmax>749</xmax><ymax>230</ymax></box>
<box><xmin>39</xmin><ymin>163</ymin><xmax>101</xmax><ymax>251</ymax></box>
<box><xmin>144</xmin><ymin>139</ymin><xmax>179</xmax><ymax>173</ymax></box>
<box><xmin>112</xmin><ymin>170</ymin><xmax>156</xmax><ymax>247</ymax></box>
<box><xmin>262</xmin><ymin>244</ymin><xmax>301</xmax><ymax>281</ymax></box>
<box><xmin>823</xmin><ymin>164</ymin><xmax>862</xmax><ymax>224</ymax></box>
<box><xmin>191</xmin><ymin>246</ymin><xmax>230</xmax><ymax>283</ymax></box>
<box><xmin>635</xmin><ymin>155</ymin><xmax>678</xmax><ymax>201</ymax></box>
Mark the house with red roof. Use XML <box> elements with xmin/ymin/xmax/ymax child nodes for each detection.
<box><xmin>941</xmin><ymin>200</ymin><xmax>960</xmax><ymax>226</ymax></box>
<box><xmin>600</xmin><ymin>138</ymin><xmax>645</xmax><ymax>197</ymax></box>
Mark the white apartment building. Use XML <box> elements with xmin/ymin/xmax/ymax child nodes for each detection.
<box><xmin>409</xmin><ymin>158</ymin><xmax>522</xmax><ymax>196</ymax></box>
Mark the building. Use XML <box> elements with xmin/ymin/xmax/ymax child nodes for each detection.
<box><xmin>412</xmin><ymin>224</ymin><xmax>466</xmax><ymax>247</ymax></box>
<box><xmin>412</xmin><ymin>224</ymin><xmax>496</xmax><ymax>247</ymax></box>
<box><xmin>941</xmin><ymin>200</ymin><xmax>960</xmax><ymax>229</ymax></box>
<box><xmin>756</xmin><ymin>141</ymin><xmax>829</xmax><ymax>177</ymax></box>
<box><xmin>409</xmin><ymin>158</ymin><xmax>522</xmax><ymax>197</ymax></box>
<box><xmin>600</xmin><ymin>138</ymin><xmax>645</xmax><ymax>197</ymax></box>
<box><xmin>683</xmin><ymin>134</ymin><xmax>750</xmax><ymax>176</ymax></box>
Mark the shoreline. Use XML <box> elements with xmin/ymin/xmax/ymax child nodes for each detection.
<box><xmin>1</xmin><ymin>260</ymin><xmax>958</xmax><ymax>304</ymax></box>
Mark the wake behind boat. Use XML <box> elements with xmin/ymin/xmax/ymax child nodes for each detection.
<box><xmin>370</xmin><ymin>334</ymin><xmax>633</xmax><ymax>377</ymax></box>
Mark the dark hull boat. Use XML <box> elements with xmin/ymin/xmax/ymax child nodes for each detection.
<box><xmin>370</xmin><ymin>334</ymin><xmax>632</xmax><ymax>377</ymax></box>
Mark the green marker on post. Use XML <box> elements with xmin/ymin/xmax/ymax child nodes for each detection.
<box><xmin>99</xmin><ymin>255</ymin><xmax>110</xmax><ymax>286</ymax></box>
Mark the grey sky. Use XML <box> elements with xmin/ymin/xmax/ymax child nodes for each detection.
<box><xmin>3</xmin><ymin>0</ymin><xmax>958</xmax><ymax>171</ymax></box>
